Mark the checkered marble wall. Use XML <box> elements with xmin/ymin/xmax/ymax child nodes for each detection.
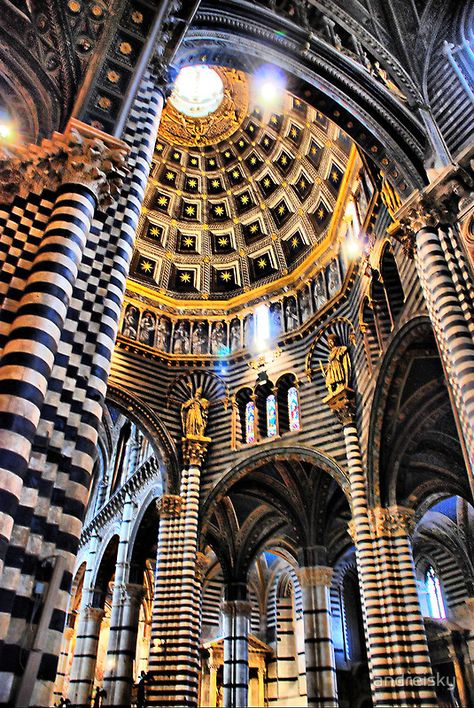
<box><xmin>0</xmin><ymin>68</ymin><xmax>163</xmax><ymax>706</ymax></box>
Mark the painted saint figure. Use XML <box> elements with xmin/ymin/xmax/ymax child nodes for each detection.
<box><xmin>173</xmin><ymin>321</ymin><xmax>190</xmax><ymax>354</ymax></box>
<box><xmin>181</xmin><ymin>386</ymin><xmax>210</xmax><ymax>438</ymax></box>
<box><xmin>321</xmin><ymin>333</ymin><xmax>351</xmax><ymax>396</ymax></box>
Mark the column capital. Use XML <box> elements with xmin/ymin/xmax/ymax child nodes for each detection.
<box><xmin>369</xmin><ymin>505</ymin><xmax>415</xmax><ymax>538</ymax></box>
<box><xmin>83</xmin><ymin>605</ymin><xmax>105</xmax><ymax>622</ymax></box>
<box><xmin>326</xmin><ymin>387</ymin><xmax>356</xmax><ymax>426</ymax></box>
<box><xmin>220</xmin><ymin>600</ymin><xmax>252</xmax><ymax>617</ymax></box>
<box><xmin>156</xmin><ymin>494</ymin><xmax>183</xmax><ymax>517</ymax></box>
<box><xmin>297</xmin><ymin>566</ymin><xmax>333</xmax><ymax>588</ymax></box>
<box><xmin>182</xmin><ymin>434</ymin><xmax>212</xmax><ymax>467</ymax></box>
<box><xmin>0</xmin><ymin>120</ymin><xmax>129</xmax><ymax>208</ymax></box>
<box><xmin>123</xmin><ymin>582</ymin><xmax>146</xmax><ymax>606</ymax></box>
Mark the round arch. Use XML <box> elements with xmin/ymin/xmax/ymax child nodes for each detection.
<box><xmin>201</xmin><ymin>443</ymin><xmax>350</xmax><ymax>530</ymax></box>
<box><xmin>106</xmin><ymin>384</ymin><xmax>180</xmax><ymax>494</ymax></box>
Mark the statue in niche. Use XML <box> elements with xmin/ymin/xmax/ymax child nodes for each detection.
<box><xmin>285</xmin><ymin>297</ymin><xmax>299</xmax><ymax>330</ymax></box>
<box><xmin>181</xmin><ymin>386</ymin><xmax>209</xmax><ymax>438</ymax></box>
<box><xmin>155</xmin><ymin>317</ymin><xmax>170</xmax><ymax>351</ymax></box>
<box><xmin>314</xmin><ymin>272</ymin><xmax>327</xmax><ymax>310</ymax></box>
<box><xmin>138</xmin><ymin>310</ymin><xmax>156</xmax><ymax>346</ymax></box>
<box><xmin>244</xmin><ymin>314</ymin><xmax>254</xmax><ymax>347</ymax></box>
<box><xmin>173</xmin><ymin>321</ymin><xmax>190</xmax><ymax>354</ymax></box>
<box><xmin>192</xmin><ymin>321</ymin><xmax>208</xmax><ymax>354</ymax></box>
<box><xmin>270</xmin><ymin>302</ymin><xmax>282</xmax><ymax>337</ymax></box>
<box><xmin>299</xmin><ymin>288</ymin><xmax>312</xmax><ymax>323</ymax></box>
<box><xmin>230</xmin><ymin>319</ymin><xmax>241</xmax><ymax>352</ymax></box>
<box><xmin>211</xmin><ymin>321</ymin><xmax>226</xmax><ymax>355</ymax></box>
<box><xmin>122</xmin><ymin>305</ymin><xmax>139</xmax><ymax>340</ymax></box>
<box><xmin>321</xmin><ymin>333</ymin><xmax>351</xmax><ymax>397</ymax></box>
<box><xmin>327</xmin><ymin>260</ymin><xmax>341</xmax><ymax>298</ymax></box>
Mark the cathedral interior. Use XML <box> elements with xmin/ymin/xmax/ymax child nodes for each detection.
<box><xmin>0</xmin><ymin>1</ymin><xmax>473</xmax><ymax>707</ymax></box>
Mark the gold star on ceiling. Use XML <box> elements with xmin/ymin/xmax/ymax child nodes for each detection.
<box><xmin>214</xmin><ymin>206</ymin><xmax>224</xmax><ymax>216</ymax></box>
<box><xmin>173</xmin><ymin>152</ymin><xmax>180</xmax><ymax>159</ymax></box>
<box><xmin>209</xmin><ymin>159</ymin><xmax>215</xmax><ymax>166</ymax></box>
<box><xmin>188</xmin><ymin>178</ymin><xmax>197</xmax><ymax>188</ymax></box>
<box><xmin>150</xmin><ymin>226</ymin><xmax>160</xmax><ymax>236</ymax></box>
<box><xmin>280</xmin><ymin>155</ymin><xmax>288</xmax><ymax>165</ymax></box>
<box><xmin>238</xmin><ymin>140</ymin><xmax>244</xmax><ymax>147</ymax></box>
<box><xmin>257</xmin><ymin>257</ymin><xmax>267</xmax><ymax>269</ymax></box>
<box><xmin>300</xmin><ymin>178</ymin><xmax>306</xmax><ymax>188</ymax></box>
<box><xmin>185</xmin><ymin>205</ymin><xmax>196</xmax><ymax>216</ymax></box>
<box><xmin>271</xmin><ymin>116</ymin><xmax>278</xmax><ymax>124</ymax></box>
<box><xmin>250</xmin><ymin>224</ymin><xmax>259</xmax><ymax>233</ymax></box>
<box><xmin>220</xmin><ymin>271</ymin><xmax>232</xmax><ymax>281</ymax></box>
<box><xmin>191</xmin><ymin>158</ymin><xmax>198</xmax><ymax>165</ymax></box>
<box><xmin>263</xmin><ymin>138</ymin><xmax>270</xmax><ymax>146</ymax></box>
<box><xmin>311</xmin><ymin>146</ymin><xmax>317</xmax><ymax>155</ymax></box>
<box><xmin>240</xmin><ymin>194</ymin><xmax>249</xmax><ymax>205</ymax></box>
<box><xmin>224</xmin><ymin>151</ymin><xmax>231</xmax><ymax>158</ymax></box>
<box><xmin>232</xmin><ymin>170</ymin><xmax>240</xmax><ymax>179</ymax></box>
<box><xmin>317</xmin><ymin>207</ymin><xmax>325</xmax><ymax>220</ymax></box>
<box><xmin>212</xmin><ymin>179</ymin><xmax>220</xmax><ymax>188</ymax></box>
<box><xmin>180</xmin><ymin>272</ymin><xmax>191</xmax><ymax>283</ymax></box>
<box><xmin>218</xmin><ymin>236</ymin><xmax>229</xmax><ymax>246</ymax></box>
<box><xmin>166</xmin><ymin>171</ymin><xmax>174</xmax><ymax>181</ymax></box>
<box><xmin>291</xmin><ymin>236</ymin><xmax>299</xmax><ymax>248</ymax></box>
<box><xmin>183</xmin><ymin>236</ymin><xmax>194</xmax><ymax>247</ymax></box>
<box><xmin>278</xmin><ymin>204</ymin><xmax>286</xmax><ymax>215</ymax></box>
<box><xmin>140</xmin><ymin>260</ymin><xmax>153</xmax><ymax>273</ymax></box>
<box><xmin>290</xmin><ymin>127</ymin><xmax>298</xmax><ymax>138</ymax></box>
<box><xmin>158</xmin><ymin>196</ymin><xmax>168</xmax><ymax>207</ymax></box>
<box><xmin>263</xmin><ymin>178</ymin><xmax>271</xmax><ymax>188</ymax></box>
<box><xmin>250</xmin><ymin>157</ymin><xmax>257</xmax><ymax>165</ymax></box>
<box><xmin>249</xmin><ymin>125</ymin><xmax>254</xmax><ymax>132</ymax></box>
<box><xmin>331</xmin><ymin>170</ymin><xmax>339</xmax><ymax>182</ymax></box>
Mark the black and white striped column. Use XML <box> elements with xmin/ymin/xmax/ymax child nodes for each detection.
<box><xmin>0</xmin><ymin>184</ymin><xmax>97</xmax><ymax>578</ymax></box>
<box><xmin>103</xmin><ymin>492</ymin><xmax>137</xmax><ymax>706</ymax></box>
<box><xmin>343</xmin><ymin>420</ymin><xmax>437</xmax><ymax>706</ymax></box>
<box><xmin>68</xmin><ymin>605</ymin><xmax>105</xmax><ymax>708</ymax></box>
<box><xmin>221</xmin><ymin>599</ymin><xmax>251</xmax><ymax>708</ymax></box>
<box><xmin>296</xmin><ymin>566</ymin><xmax>337</xmax><ymax>708</ymax></box>
<box><xmin>415</xmin><ymin>225</ymin><xmax>474</xmax><ymax>481</ymax></box>
<box><xmin>148</xmin><ymin>443</ymin><xmax>207</xmax><ymax>706</ymax></box>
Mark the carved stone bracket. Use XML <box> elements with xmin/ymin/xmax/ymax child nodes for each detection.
<box><xmin>156</xmin><ymin>494</ymin><xmax>183</xmax><ymax>517</ymax></box>
<box><xmin>182</xmin><ymin>434</ymin><xmax>212</xmax><ymax>468</ymax></box>
<box><xmin>325</xmin><ymin>387</ymin><xmax>356</xmax><ymax>426</ymax></box>
<box><xmin>369</xmin><ymin>505</ymin><xmax>415</xmax><ymax>539</ymax></box>
<box><xmin>297</xmin><ymin>566</ymin><xmax>334</xmax><ymax>588</ymax></box>
<box><xmin>0</xmin><ymin>120</ymin><xmax>129</xmax><ymax>209</ymax></box>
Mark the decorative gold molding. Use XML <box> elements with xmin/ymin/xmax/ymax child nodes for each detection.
<box><xmin>326</xmin><ymin>387</ymin><xmax>356</xmax><ymax>426</ymax></box>
<box><xmin>156</xmin><ymin>494</ymin><xmax>183</xmax><ymax>517</ymax></box>
<box><xmin>0</xmin><ymin>121</ymin><xmax>129</xmax><ymax>208</ymax></box>
<box><xmin>182</xmin><ymin>434</ymin><xmax>212</xmax><ymax>467</ymax></box>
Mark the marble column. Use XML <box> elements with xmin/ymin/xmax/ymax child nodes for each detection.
<box><xmin>209</xmin><ymin>662</ymin><xmax>219</xmax><ymax>707</ymax></box>
<box><xmin>328</xmin><ymin>390</ymin><xmax>437</xmax><ymax>706</ymax></box>
<box><xmin>296</xmin><ymin>566</ymin><xmax>338</xmax><ymax>708</ymax></box>
<box><xmin>53</xmin><ymin>625</ymin><xmax>75</xmax><ymax>703</ymax></box>
<box><xmin>104</xmin><ymin>583</ymin><xmax>145</xmax><ymax>707</ymax></box>
<box><xmin>68</xmin><ymin>605</ymin><xmax>105</xmax><ymax>708</ymax></box>
<box><xmin>221</xmin><ymin>599</ymin><xmax>251</xmax><ymax>708</ymax></box>
<box><xmin>103</xmin><ymin>492</ymin><xmax>135</xmax><ymax>701</ymax></box>
<box><xmin>147</xmin><ymin>435</ymin><xmax>210</xmax><ymax>707</ymax></box>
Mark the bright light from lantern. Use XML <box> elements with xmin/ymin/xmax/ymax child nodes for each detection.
<box><xmin>252</xmin><ymin>65</ymin><xmax>286</xmax><ymax>108</ymax></box>
<box><xmin>169</xmin><ymin>65</ymin><xmax>224</xmax><ymax>118</ymax></box>
<box><xmin>0</xmin><ymin>122</ymin><xmax>13</xmax><ymax>141</ymax></box>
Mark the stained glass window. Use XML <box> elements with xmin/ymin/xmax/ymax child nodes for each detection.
<box><xmin>245</xmin><ymin>401</ymin><xmax>256</xmax><ymax>444</ymax></box>
<box><xmin>425</xmin><ymin>566</ymin><xmax>447</xmax><ymax>619</ymax></box>
<box><xmin>266</xmin><ymin>394</ymin><xmax>277</xmax><ymax>438</ymax></box>
<box><xmin>288</xmin><ymin>386</ymin><xmax>301</xmax><ymax>431</ymax></box>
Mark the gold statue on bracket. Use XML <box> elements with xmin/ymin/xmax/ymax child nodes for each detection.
<box><xmin>320</xmin><ymin>333</ymin><xmax>352</xmax><ymax>400</ymax></box>
<box><xmin>181</xmin><ymin>385</ymin><xmax>210</xmax><ymax>439</ymax></box>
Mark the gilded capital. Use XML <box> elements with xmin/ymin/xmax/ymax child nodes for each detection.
<box><xmin>156</xmin><ymin>494</ymin><xmax>183</xmax><ymax>517</ymax></box>
<box><xmin>369</xmin><ymin>505</ymin><xmax>415</xmax><ymax>538</ymax></box>
<box><xmin>326</xmin><ymin>387</ymin><xmax>356</xmax><ymax>426</ymax></box>
<box><xmin>297</xmin><ymin>566</ymin><xmax>333</xmax><ymax>588</ymax></box>
<box><xmin>182</xmin><ymin>434</ymin><xmax>211</xmax><ymax>467</ymax></box>
<box><xmin>0</xmin><ymin>123</ymin><xmax>129</xmax><ymax>208</ymax></box>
